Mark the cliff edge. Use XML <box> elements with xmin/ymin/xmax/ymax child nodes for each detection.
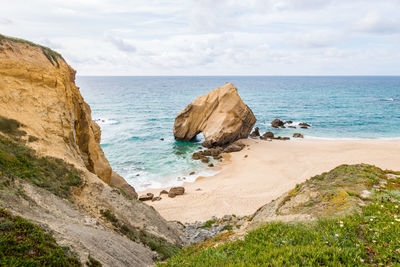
<box><xmin>0</xmin><ymin>34</ymin><xmax>111</xmax><ymax>183</ymax></box>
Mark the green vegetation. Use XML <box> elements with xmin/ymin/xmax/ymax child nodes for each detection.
<box><xmin>199</xmin><ymin>219</ymin><xmax>216</xmax><ymax>229</ymax></box>
<box><xmin>0</xmin><ymin>136</ymin><xmax>82</xmax><ymax>199</ymax></box>
<box><xmin>0</xmin><ymin>34</ymin><xmax>62</xmax><ymax>67</ymax></box>
<box><xmin>86</xmin><ymin>254</ymin><xmax>102</xmax><ymax>267</ymax></box>
<box><xmin>0</xmin><ymin>116</ymin><xmax>27</xmax><ymax>140</ymax></box>
<box><xmin>0</xmin><ymin>208</ymin><xmax>81</xmax><ymax>266</ymax></box>
<box><xmin>100</xmin><ymin>209</ymin><xmax>180</xmax><ymax>260</ymax></box>
<box><xmin>162</xmin><ymin>165</ymin><xmax>400</xmax><ymax>266</ymax></box>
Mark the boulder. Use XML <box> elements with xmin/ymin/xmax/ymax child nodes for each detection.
<box><xmin>293</xmin><ymin>133</ymin><xmax>304</xmax><ymax>138</ymax></box>
<box><xmin>152</xmin><ymin>196</ymin><xmax>162</xmax><ymax>202</ymax></box>
<box><xmin>271</xmin><ymin>118</ymin><xmax>285</xmax><ymax>128</ymax></box>
<box><xmin>250</xmin><ymin>127</ymin><xmax>260</xmax><ymax>138</ymax></box>
<box><xmin>223</xmin><ymin>141</ymin><xmax>246</xmax><ymax>153</ymax></box>
<box><xmin>261</xmin><ymin>132</ymin><xmax>274</xmax><ymax>140</ymax></box>
<box><xmin>208</xmin><ymin>163</ymin><xmax>214</xmax><ymax>167</ymax></box>
<box><xmin>173</xmin><ymin>83</ymin><xmax>256</xmax><ymax>148</ymax></box>
<box><xmin>299</xmin><ymin>122</ymin><xmax>310</xmax><ymax>128</ymax></box>
<box><xmin>189</xmin><ymin>171</ymin><xmax>195</xmax><ymax>175</ymax></box>
<box><xmin>168</xmin><ymin>187</ymin><xmax>185</xmax><ymax>198</ymax></box>
<box><xmin>139</xmin><ymin>193</ymin><xmax>154</xmax><ymax>201</ymax></box>
<box><xmin>285</xmin><ymin>120</ymin><xmax>293</xmax><ymax>124</ymax></box>
<box><xmin>110</xmin><ymin>172</ymin><xmax>138</xmax><ymax>199</ymax></box>
<box><xmin>201</xmin><ymin>157</ymin><xmax>210</xmax><ymax>163</ymax></box>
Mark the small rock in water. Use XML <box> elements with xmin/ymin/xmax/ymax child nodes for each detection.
<box><xmin>250</xmin><ymin>127</ymin><xmax>260</xmax><ymax>138</ymax></box>
<box><xmin>285</xmin><ymin>120</ymin><xmax>293</xmax><ymax>124</ymax></box>
<box><xmin>136</xmin><ymin>174</ymin><xmax>140</xmax><ymax>176</ymax></box>
<box><xmin>168</xmin><ymin>187</ymin><xmax>185</xmax><ymax>198</ymax></box>
<box><xmin>208</xmin><ymin>163</ymin><xmax>214</xmax><ymax>167</ymax></box>
<box><xmin>271</xmin><ymin>118</ymin><xmax>285</xmax><ymax>128</ymax></box>
<box><xmin>299</xmin><ymin>122</ymin><xmax>310</xmax><ymax>127</ymax></box>
<box><xmin>293</xmin><ymin>133</ymin><xmax>304</xmax><ymax>138</ymax></box>
<box><xmin>201</xmin><ymin>157</ymin><xmax>210</xmax><ymax>163</ymax></box>
<box><xmin>189</xmin><ymin>171</ymin><xmax>195</xmax><ymax>175</ymax></box>
<box><xmin>198</xmin><ymin>146</ymin><xmax>203</xmax><ymax>149</ymax></box>
<box><xmin>288</xmin><ymin>126</ymin><xmax>296</xmax><ymax>129</ymax></box>
<box><xmin>160</xmin><ymin>138</ymin><xmax>164</xmax><ymax>141</ymax></box>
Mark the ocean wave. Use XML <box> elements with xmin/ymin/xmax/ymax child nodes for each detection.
<box><xmin>94</xmin><ymin>118</ymin><xmax>119</xmax><ymax>125</ymax></box>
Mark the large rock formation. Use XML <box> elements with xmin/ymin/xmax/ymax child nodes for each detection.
<box><xmin>0</xmin><ymin>35</ymin><xmax>111</xmax><ymax>183</ymax></box>
<box><xmin>173</xmin><ymin>83</ymin><xmax>256</xmax><ymax>147</ymax></box>
<box><xmin>0</xmin><ymin>35</ymin><xmax>184</xmax><ymax>266</ymax></box>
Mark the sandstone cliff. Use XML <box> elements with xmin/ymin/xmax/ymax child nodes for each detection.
<box><xmin>0</xmin><ymin>35</ymin><xmax>183</xmax><ymax>266</ymax></box>
<box><xmin>0</xmin><ymin>35</ymin><xmax>111</xmax><ymax>183</ymax></box>
<box><xmin>174</xmin><ymin>82</ymin><xmax>256</xmax><ymax>147</ymax></box>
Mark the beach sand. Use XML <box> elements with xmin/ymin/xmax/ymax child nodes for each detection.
<box><xmin>141</xmin><ymin>138</ymin><xmax>400</xmax><ymax>222</ymax></box>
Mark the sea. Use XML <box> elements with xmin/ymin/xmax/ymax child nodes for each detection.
<box><xmin>77</xmin><ymin>76</ymin><xmax>400</xmax><ymax>191</ymax></box>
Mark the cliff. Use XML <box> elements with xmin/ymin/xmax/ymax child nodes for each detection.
<box><xmin>0</xmin><ymin>35</ymin><xmax>183</xmax><ymax>266</ymax></box>
<box><xmin>0</xmin><ymin>34</ymin><xmax>111</xmax><ymax>183</ymax></box>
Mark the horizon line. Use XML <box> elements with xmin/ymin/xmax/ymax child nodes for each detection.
<box><xmin>76</xmin><ymin>74</ymin><xmax>400</xmax><ymax>77</ymax></box>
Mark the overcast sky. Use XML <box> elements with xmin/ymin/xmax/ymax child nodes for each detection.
<box><xmin>1</xmin><ymin>0</ymin><xmax>400</xmax><ymax>75</ymax></box>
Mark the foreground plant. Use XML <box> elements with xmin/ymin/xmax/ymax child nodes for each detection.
<box><xmin>162</xmin><ymin>165</ymin><xmax>400</xmax><ymax>266</ymax></box>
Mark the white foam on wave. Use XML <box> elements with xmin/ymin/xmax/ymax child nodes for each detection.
<box><xmin>133</xmin><ymin>168</ymin><xmax>220</xmax><ymax>191</ymax></box>
<box><xmin>263</xmin><ymin>120</ymin><xmax>311</xmax><ymax>127</ymax></box>
<box><xmin>94</xmin><ymin>118</ymin><xmax>119</xmax><ymax>125</ymax></box>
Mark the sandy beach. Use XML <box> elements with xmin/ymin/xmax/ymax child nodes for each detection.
<box><xmin>141</xmin><ymin>138</ymin><xmax>400</xmax><ymax>222</ymax></box>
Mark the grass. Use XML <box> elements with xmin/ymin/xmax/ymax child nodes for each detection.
<box><xmin>0</xmin><ymin>136</ymin><xmax>82</xmax><ymax>199</ymax></box>
<box><xmin>199</xmin><ymin>219</ymin><xmax>216</xmax><ymax>229</ymax></box>
<box><xmin>0</xmin><ymin>208</ymin><xmax>81</xmax><ymax>266</ymax></box>
<box><xmin>100</xmin><ymin>209</ymin><xmax>181</xmax><ymax>260</ymax></box>
<box><xmin>0</xmin><ymin>33</ymin><xmax>62</xmax><ymax>67</ymax></box>
<box><xmin>162</xmin><ymin>165</ymin><xmax>400</xmax><ymax>266</ymax></box>
<box><xmin>0</xmin><ymin>116</ymin><xmax>27</xmax><ymax>140</ymax></box>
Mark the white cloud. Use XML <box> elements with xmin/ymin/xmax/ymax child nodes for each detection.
<box><xmin>0</xmin><ymin>0</ymin><xmax>399</xmax><ymax>75</ymax></box>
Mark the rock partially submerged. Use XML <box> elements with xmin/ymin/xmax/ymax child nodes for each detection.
<box><xmin>293</xmin><ymin>133</ymin><xmax>304</xmax><ymax>138</ymax></box>
<box><xmin>250</xmin><ymin>127</ymin><xmax>260</xmax><ymax>138</ymax></box>
<box><xmin>173</xmin><ymin>83</ymin><xmax>256</xmax><ymax>148</ymax></box>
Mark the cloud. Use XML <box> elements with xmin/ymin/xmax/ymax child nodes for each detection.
<box><xmin>1</xmin><ymin>0</ymin><xmax>400</xmax><ymax>75</ymax></box>
<box><xmin>354</xmin><ymin>13</ymin><xmax>400</xmax><ymax>34</ymax></box>
<box><xmin>105</xmin><ymin>34</ymin><xmax>137</xmax><ymax>53</ymax></box>
<box><xmin>0</xmin><ymin>18</ymin><xmax>13</xmax><ymax>25</ymax></box>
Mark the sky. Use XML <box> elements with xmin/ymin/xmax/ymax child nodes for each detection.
<box><xmin>1</xmin><ymin>0</ymin><xmax>400</xmax><ymax>76</ymax></box>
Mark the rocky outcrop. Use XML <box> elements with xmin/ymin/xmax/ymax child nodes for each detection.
<box><xmin>0</xmin><ymin>36</ymin><xmax>111</xmax><ymax>183</ymax></box>
<box><xmin>173</xmin><ymin>83</ymin><xmax>256</xmax><ymax>148</ymax></box>
<box><xmin>271</xmin><ymin>118</ymin><xmax>285</xmax><ymax>128</ymax></box>
<box><xmin>250</xmin><ymin>127</ymin><xmax>260</xmax><ymax>138</ymax></box>
<box><xmin>110</xmin><ymin>171</ymin><xmax>138</xmax><ymax>199</ymax></box>
<box><xmin>0</xmin><ymin>36</ymin><xmax>184</xmax><ymax>266</ymax></box>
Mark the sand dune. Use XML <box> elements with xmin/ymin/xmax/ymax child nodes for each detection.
<box><xmin>141</xmin><ymin>138</ymin><xmax>400</xmax><ymax>222</ymax></box>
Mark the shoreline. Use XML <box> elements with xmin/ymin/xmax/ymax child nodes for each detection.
<box><xmin>140</xmin><ymin>138</ymin><xmax>400</xmax><ymax>223</ymax></box>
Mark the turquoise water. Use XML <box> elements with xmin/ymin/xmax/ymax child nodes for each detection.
<box><xmin>77</xmin><ymin>76</ymin><xmax>400</xmax><ymax>190</ymax></box>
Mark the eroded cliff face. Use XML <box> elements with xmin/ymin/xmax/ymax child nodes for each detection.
<box><xmin>0</xmin><ymin>36</ymin><xmax>183</xmax><ymax>266</ymax></box>
<box><xmin>0</xmin><ymin>37</ymin><xmax>111</xmax><ymax>183</ymax></box>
